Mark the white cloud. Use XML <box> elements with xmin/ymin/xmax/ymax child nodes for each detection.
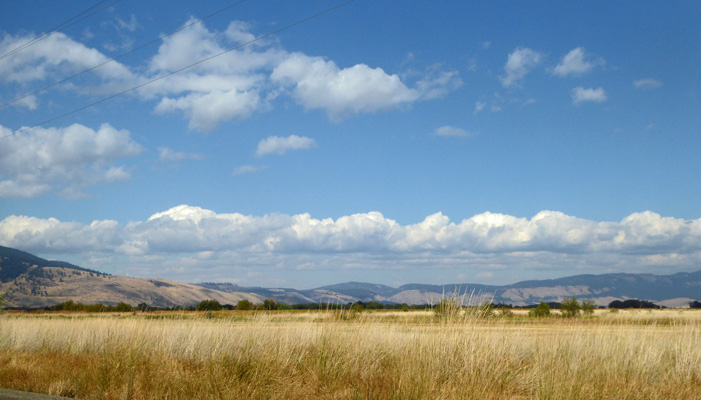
<box><xmin>256</xmin><ymin>135</ymin><xmax>317</xmax><ymax>157</ymax></box>
<box><xmin>116</xmin><ymin>15</ymin><xmax>139</xmax><ymax>32</ymax></box>
<box><xmin>0</xmin><ymin>123</ymin><xmax>142</xmax><ymax>198</ymax></box>
<box><xmin>3</xmin><ymin>206</ymin><xmax>701</xmax><ymax>260</ymax></box>
<box><xmin>415</xmin><ymin>67</ymin><xmax>463</xmax><ymax>100</ymax></box>
<box><xmin>552</xmin><ymin>47</ymin><xmax>604</xmax><ymax>77</ymax></box>
<box><xmin>158</xmin><ymin>147</ymin><xmax>204</xmax><ymax>162</ymax></box>
<box><xmin>571</xmin><ymin>87</ymin><xmax>607</xmax><ymax>104</ymax></box>
<box><xmin>232</xmin><ymin>165</ymin><xmax>263</xmax><ymax>175</ymax></box>
<box><xmin>12</xmin><ymin>94</ymin><xmax>38</xmax><ymax>110</ymax></box>
<box><xmin>272</xmin><ymin>53</ymin><xmax>420</xmax><ymax>121</ymax></box>
<box><xmin>634</xmin><ymin>78</ymin><xmax>662</xmax><ymax>89</ymax></box>
<box><xmin>154</xmin><ymin>88</ymin><xmax>261</xmax><ymax>132</ymax></box>
<box><xmin>0</xmin><ymin>31</ymin><xmax>133</xmax><ymax>84</ymax></box>
<box><xmin>3</xmin><ymin>206</ymin><xmax>701</xmax><ymax>284</ymax></box>
<box><xmin>500</xmin><ymin>47</ymin><xmax>543</xmax><ymax>88</ymax></box>
<box><xmin>433</xmin><ymin>126</ymin><xmax>472</xmax><ymax>137</ymax></box>
<box><xmin>474</xmin><ymin>101</ymin><xmax>486</xmax><ymax>113</ymax></box>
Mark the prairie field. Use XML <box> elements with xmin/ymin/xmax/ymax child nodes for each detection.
<box><xmin>1</xmin><ymin>309</ymin><xmax>700</xmax><ymax>399</ymax></box>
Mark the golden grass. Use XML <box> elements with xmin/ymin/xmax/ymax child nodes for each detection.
<box><xmin>0</xmin><ymin>310</ymin><xmax>700</xmax><ymax>399</ymax></box>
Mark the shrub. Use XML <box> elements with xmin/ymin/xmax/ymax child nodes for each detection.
<box><xmin>114</xmin><ymin>302</ymin><xmax>134</xmax><ymax>312</ymax></box>
<box><xmin>262</xmin><ymin>299</ymin><xmax>277</xmax><ymax>310</ymax></box>
<box><xmin>560</xmin><ymin>297</ymin><xmax>581</xmax><ymax>318</ymax></box>
<box><xmin>581</xmin><ymin>299</ymin><xmax>596</xmax><ymax>315</ymax></box>
<box><xmin>236</xmin><ymin>299</ymin><xmax>254</xmax><ymax>311</ymax></box>
<box><xmin>497</xmin><ymin>307</ymin><xmax>514</xmax><ymax>318</ymax></box>
<box><xmin>276</xmin><ymin>303</ymin><xmax>293</xmax><ymax>310</ymax></box>
<box><xmin>529</xmin><ymin>302</ymin><xmax>551</xmax><ymax>318</ymax></box>
<box><xmin>434</xmin><ymin>298</ymin><xmax>461</xmax><ymax>319</ymax></box>
<box><xmin>689</xmin><ymin>301</ymin><xmax>701</xmax><ymax>309</ymax></box>
<box><xmin>0</xmin><ymin>292</ymin><xmax>5</xmax><ymax>314</ymax></box>
<box><xmin>196</xmin><ymin>299</ymin><xmax>222</xmax><ymax>311</ymax></box>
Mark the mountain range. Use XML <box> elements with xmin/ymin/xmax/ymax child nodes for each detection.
<box><xmin>1</xmin><ymin>246</ymin><xmax>699</xmax><ymax>308</ymax></box>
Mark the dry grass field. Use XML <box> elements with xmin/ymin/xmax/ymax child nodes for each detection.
<box><xmin>1</xmin><ymin>309</ymin><xmax>700</xmax><ymax>399</ymax></box>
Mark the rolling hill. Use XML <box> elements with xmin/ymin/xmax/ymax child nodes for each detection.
<box><xmin>0</xmin><ymin>246</ymin><xmax>263</xmax><ymax>308</ymax></box>
<box><xmin>1</xmin><ymin>245</ymin><xmax>700</xmax><ymax>308</ymax></box>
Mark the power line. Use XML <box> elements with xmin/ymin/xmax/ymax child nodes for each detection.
<box><xmin>0</xmin><ymin>0</ymin><xmax>249</xmax><ymax>110</ymax></box>
<box><xmin>0</xmin><ymin>0</ymin><xmax>122</xmax><ymax>62</ymax></box>
<box><xmin>0</xmin><ymin>0</ymin><xmax>356</xmax><ymax>141</ymax></box>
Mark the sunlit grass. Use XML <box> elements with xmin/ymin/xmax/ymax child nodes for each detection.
<box><xmin>0</xmin><ymin>309</ymin><xmax>700</xmax><ymax>399</ymax></box>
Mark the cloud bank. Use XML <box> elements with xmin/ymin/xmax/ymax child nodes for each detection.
<box><xmin>2</xmin><ymin>206</ymin><xmax>700</xmax><ymax>283</ymax></box>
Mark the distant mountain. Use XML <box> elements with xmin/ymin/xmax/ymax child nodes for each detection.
<box><xmin>2</xmin><ymin>245</ymin><xmax>699</xmax><ymax>308</ymax></box>
<box><xmin>0</xmin><ymin>246</ymin><xmax>262</xmax><ymax>308</ymax></box>
<box><xmin>199</xmin><ymin>272</ymin><xmax>701</xmax><ymax>308</ymax></box>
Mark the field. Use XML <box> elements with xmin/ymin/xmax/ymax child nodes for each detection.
<box><xmin>1</xmin><ymin>309</ymin><xmax>700</xmax><ymax>399</ymax></box>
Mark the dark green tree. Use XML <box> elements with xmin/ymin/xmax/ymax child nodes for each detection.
<box><xmin>529</xmin><ymin>301</ymin><xmax>551</xmax><ymax>318</ymax></box>
<box><xmin>236</xmin><ymin>299</ymin><xmax>254</xmax><ymax>311</ymax></box>
<box><xmin>196</xmin><ymin>299</ymin><xmax>222</xmax><ymax>311</ymax></box>
<box><xmin>262</xmin><ymin>299</ymin><xmax>277</xmax><ymax>310</ymax></box>
<box><xmin>560</xmin><ymin>297</ymin><xmax>581</xmax><ymax>318</ymax></box>
<box><xmin>114</xmin><ymin>302</ymin><xmax>134</xmax><ymax>312</ymax></box>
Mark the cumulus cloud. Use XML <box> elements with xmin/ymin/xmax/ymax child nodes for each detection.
<box><xmin>256</xmin><ymin>135</ymin><xmax>317</xmax><ymax>157</ymax></box>
<box><xmin>433</xmin><ymin>126</ymin><xmax>472</xmax><ymax>137</ymax></box>
<box><xmin>2</xmin><ymin>19</ymin><xmax>464</xmax><ymax>131</ymax></box>
<box><xmin>552</xmin><ymin>47</ymin><xmax>605</xmax><ymax>77</ymax></box>
<box><xmin>500</xmin><ymin>47</ymin><xmax>543</xmax><ymax>88</ymax></box>
<box><xmin>571</xmin><ymin>87</ymin><xmax>607</xmax><ymax>104</ymax></box>
<box><xmin>0</xmin><ymin>31</ymin><xmax>133</xmax><ymax>84</ymax></box>
<box><xmin>158</xmin><ymin>147</ymin><xmax>204</xmax><ymax>162</ymax></box>
<box><xmin>634</xmin><ymin>78</ymin><xmax>662</xmax><ymax>89</ymax></box>
<box><xmin>142</xmin><ymin>19</ymin><xmax>454</xmax><ymax>129</ymax></box>
<box><xmin>272</xmin><ymin>53</ymin><xmax>420</xmax><ymax>121</ymax></box>
<box><xmin>3</xmin><ymin>206</ymin><xmax>701</xmax><ymax>276</ymax></box>
<box><xmin>0</xmin><ymin>123</ymin><xmax>142</xmax><ymax>198</ymax></box>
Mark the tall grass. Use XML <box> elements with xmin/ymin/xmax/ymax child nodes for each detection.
<box><xmin>0</xmin><ymin>310</ymin><xmax>700</xmax><ymax>399</ymax></box>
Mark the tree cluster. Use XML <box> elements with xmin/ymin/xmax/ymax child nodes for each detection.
<box><xmin>608</xmin><ymin>299</ymin><xmax>661</xmax><ymax>309</ymax></box>
<box><xmin>52</xmin><ymin>300</ymin><xmax>134</xmax><ymax>312</ymax></box>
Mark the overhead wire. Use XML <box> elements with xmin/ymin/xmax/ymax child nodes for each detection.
<box><xmin>0</xmin><ymin>0</ymin><xmax>356</xmax><ymax>141</ymax></box>
<box><xmin>0</xmin><ymin>0</ymin><xmax>122</xmax><ymax>62</ymax></box>
<box><xmin>0</xmin><ymin>0</ymin><xmax>249</xmax><ymax>110</ymax></box>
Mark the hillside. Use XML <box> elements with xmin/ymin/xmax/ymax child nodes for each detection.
<box><xmin>0</xmin><ymin>246</ymin><xmax>262</xmax><ymax>308</ymax></box>
<box><xmin>2</xmin><ymin>246</ymin><xmax>700</xmax><ymax>308</ymax></box>
<box><xmin>201</xmin><ymin>273</ymin><xmax>701</xmax><ymax>308</ymax></box>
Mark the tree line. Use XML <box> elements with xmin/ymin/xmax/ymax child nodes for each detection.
<box><xmin>14</xmin><ymin>297</ymin><xmax>701</xmax><ymax>313</ymax></box>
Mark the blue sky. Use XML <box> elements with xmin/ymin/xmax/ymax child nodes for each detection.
<box><xmin>1</xmin><ymin>1</ymin><xmax>700</xmax><ymax>288</ymax></box>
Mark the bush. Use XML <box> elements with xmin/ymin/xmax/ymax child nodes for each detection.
<box><xmin>262</xmin><ymin>299</ymin><xmax>277</xmax><ymax>310</ymax></box>
<box><xmin>434</xmin><ymin>298</ymin><xmax>461</xmax><ymax>318</ymax></box>
<box><xmin>114</xmin><ymin>302</ymin><xmax>134</xmax><ymax>312</ymax></box>
<box><xmin>529</xmin><ymin>302</ymin><xmax>551</xmax><ymax>318</ymax></box>
<box><xmin>560</xmin><ymin>297</ymin><xmax>581</xmax><ymax>318</ymax></box>
<box><xmin>689</xmin><ymin>301</ymin><xmax>701</xmax><ymax>309</ymax></box>
<box><xmin>497</xmin><ymin>307</ymin><xmax>514</xmax><ymax>318</ymax></box>
<box><xmin>236</xmin><ymin>299</ymin><xmax>254</xmax><ymax>311</ymax></box>
<box><xmin>581</xmin><ymin>299</ymin><xmax>596</xmax><ymax>315</ymax></box>
<box><xmin>0</xmin><ymin>292</ymin><xmax>6</xmax><ymax>314</ymax></box>
<box><xmin>196</xmin><ymin>299</ymin><xmax>222</xmax><ymax>311</ymax></box>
